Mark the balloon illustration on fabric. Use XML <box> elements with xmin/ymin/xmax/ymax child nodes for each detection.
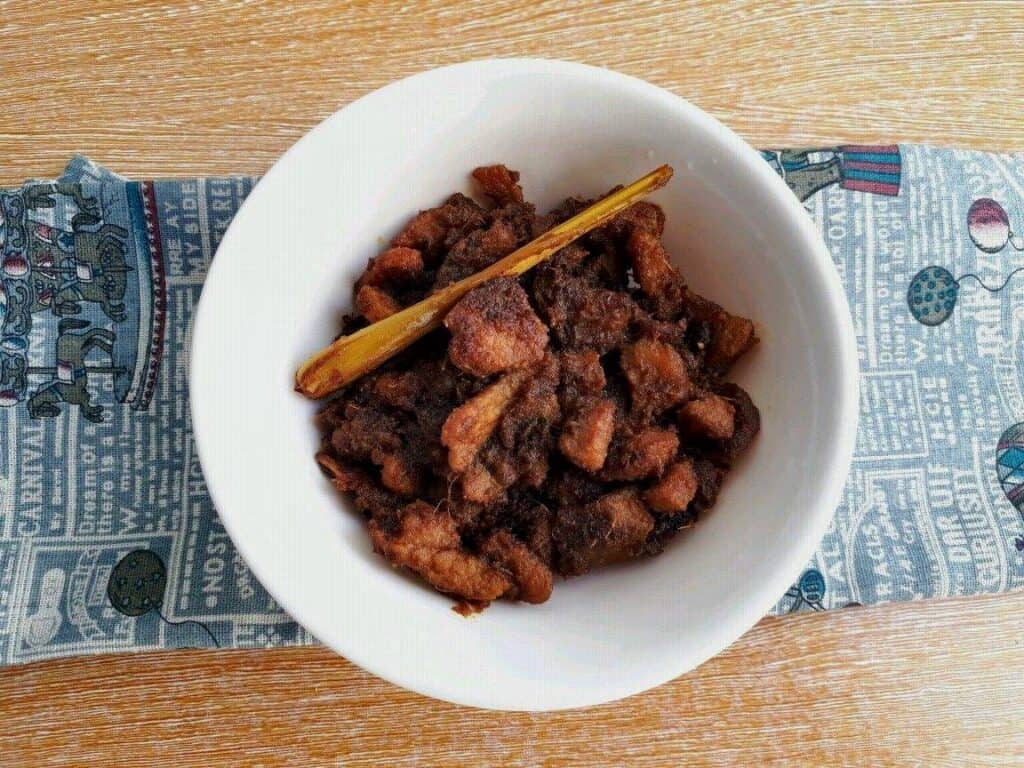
<box><xmin>995</xmin><ymin>423</ymin><xmax>1024</xmax><ymax>553</ymax></box>
<box><xmin>107</xmin><ymin>550</ymin><xmax>220</xmax><ymax>647</ymax></box>
<box><xmin>907</xmin><ymin>198</ymin><xmax>1024</xmax><ymax>326</ymax></box>
<box><xmin>968</xmin><ymin>198</ymin><xmax>1024</xmax><ymax>253</ymax></box>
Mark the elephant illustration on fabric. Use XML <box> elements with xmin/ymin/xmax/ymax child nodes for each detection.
<box><xmin>0</xmin><ymin>335</ymin><xmax>29</xmax><ymax>406</ymax></box>
<box><xmin>28</xmin><ymin>224</ymin><xmax>130</xmax><ymax>322</ymax></box>
<box><xmin>0</xmin><ymin>179</ymin><xmax>154</xmax><ymax>420</ymax></box>
<box><xmin>23</xmin><ymin>182</ymin><xmax>103</xmax><ymax>232</ymax></box>
<box><xmin>27</xmin><ymin>318</ymin><xmax>118</xmax><ymax>424</ymax></box>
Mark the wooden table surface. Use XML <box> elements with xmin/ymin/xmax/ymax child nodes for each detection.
<box><xmin>3</xmin><ymin>2</ymin><xmax>1024</xmax><ymax>765</ymax></box>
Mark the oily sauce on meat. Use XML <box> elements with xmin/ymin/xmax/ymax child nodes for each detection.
<box><xmin>315</xmin><ymin>165</ymin><xmax>760</xmax><ymax>607</ymax></box>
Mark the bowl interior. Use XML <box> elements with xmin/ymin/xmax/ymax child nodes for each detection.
<box><xmin>190</xmin><ymin>59</ymin><xmax>856</xmax><ymax>710</ymax></box>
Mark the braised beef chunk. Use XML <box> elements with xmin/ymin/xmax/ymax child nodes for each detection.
<box><xmin>682</xmin><ymin>289</ymin><xmax>758</xmax><ymax>373</ymax></box>
<box><xmin>330</xmin><ymin>403</ymin><xmax>402</xmax><ymax>461</ymax></box>
<box><xmin>357</xmin><ymin>247</ymin><xmax>425</xmax><ymax>290</ymax></box>
<box><xmin>391</xmin><ymin>193</ymin><xmax>488</xmax><ymax>264</ymax></box>
<box><xmin>441</xmin><ymin>369</ymin><xmax>532</xmax><ymax>473</ymax></box>
<box><xmin>626</xmin><ymin>229</ymin><xmax>686</xmax><ymax>320</ymax></box>
<box><xmin>535</xmin><ymin>275</ymin><xmax>636</xmax><ymax>353</ymax></box>
<box><xmin>355</xmin><ymin>285</ymin><xmax>401</xmax><ymax>322</ymax></box>
<box><xmin>445</xmin><ymin>277</ymin><xmax>548</xmax><ymax>376</ymax></box>
<box><xmin>480</xmin><ymin>530</ymin><xmax>553</xmax><ymax>603</ymax></box>
<box><xmin>679</xmin><ymin>394</ymin><xmax>736</xmax><ymax>441</ymax></box>
<box><xmin>372</xmin><ymin>371</ymin><xmax>422</xmax><ymax>412</ymax></box>
<box><xmin>602</xmin><ymin>425</ymin><xmax>680</xmax><ymax>481</ymax></box>
<box><xmin>713</xmin><ymin>383</ymin><xmax>761</xmax><ymax>463</ymax></box>
<box><xmin>553</xmin><ymin>490</ymin><xmax>654</xmax><ymax>576</ymax></box>
<box><xmin>369</xmin><ymin>501</ymin><xmax>512</xmax><ymax>601</ymax></box>
<box><xmin>315</xmin><ymin>164</ymin><xmax>759</xmax><ymax>607</ymax></box>
<box><xmin>558</xmin><ymin>349</ymin><xmax>606</xmax><ymax>404</ymax></box>
<box><xmin>559</xmin><ymin>398</ymin><xmax>616</xmax><ymax>472</ymax></box>
<box><xmin>488</xmin><ymin>353</ymin><xmax>561</xmax><ymax>490</ymax></box>
<box><xmin>620</xmin><ymin>339</ymin><xmax>692</xmax><ymax>417</ymax></box>
<box><xmin>603</xmin><ymin>200</ymin><xmax>666</xmax><ymax>240</ymax></box>
<box><xmin>472</xmin><ymin>165</ymin><xmax>525</xmax><ymax>206</ymax></box>
<box><xmin>644</xmin><ymin>459</ymin><xmax>699</xmax><ymax>514</ymax></box>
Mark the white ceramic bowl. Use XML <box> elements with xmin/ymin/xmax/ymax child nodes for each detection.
<box><xmin>190</xmin><ymin>59</ymin><xmax>857</xmax><ymax>711</ymax></box>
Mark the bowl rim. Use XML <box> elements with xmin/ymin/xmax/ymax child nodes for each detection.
<box><xmin>190</xmin><ymin>57</ymin><xmax>859</xmax><ymax>710</ymax></box>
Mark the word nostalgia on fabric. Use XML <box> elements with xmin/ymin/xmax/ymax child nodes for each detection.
<box><xmin>0</xmin><ymin>147</ymin><xmax>1023</xmax><ymax>663</ymax></box>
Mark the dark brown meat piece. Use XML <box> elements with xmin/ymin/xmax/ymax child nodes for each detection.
<box><xmin>375</xmin><ymin>450</ymin><xmax>422</xmax><ymax>497</ymax></box>
<box><xmin>523</xmin><ymin>510</ymin><xmax>554</xmax><ymax>567</ymax></box>
<box><xmin>434</xmin><ymin>219</ymin><xmax>520</xmax><ymax>288</ymax></box>
<box><xmin>627</xmin><ymin>229</ymin><xmax>685</xmax><ymax>320</ymax></box>
<box><xmin>316</xmin><ymin>449</ymin><xmax>406</xmax><ymax>523</ymax></box>
<box><xmin>472</xmin><ymin>165</ymin><xmax>525</xmax><ymax>206</ymax></box>
<box><xmin>679</xmin><ymin>394</ymin><xmax>736</xmax><ymax>441</ymax></box>
<box><xmin>713</xmin><ymin>383</ymin><xmax>761</xmax><ymax>462</ymax></box>
<box><xmin>356</xmin><ymin>246</ymin><xmax>425</xmax><ymax>290</ymax></box>
<box><xmin>682</xmin><ymin>289</ymin><xmax>758</xmax><ymax>372</ymax></box>
<box><xmin>330</xmin><ymin>404</ymin><xmax>402</xmax><ymax>461</ymax></box>
<box><xmin>444</xmin><ymin>277</ymin><xmax>548</xmax><ymax>376</ymax></box>
<box><xmin>372</xmin><ymin>371</ymin><xmax>422</xmax><ymax>412</ymax></box>
<box><xmin>391</xmin><ymin>193</ymin><xmax>488</xmax><ymax>265</ymax></box>
<box><xmin>558</xmin><ymin>349</ymin><xmax>606</xmax><ymax>404</ymax></box>
<box><xmin>369</xmin><ymin>501</ymin><xmax>512</xmax><ymax>601</ymax></box>
<box><xmin>480</xmin><ymin>530</ymin><xmax>553</xmax><ymax>603</ymax></box>
<box><xmin>544</xmin><ymin>466</ymin><xmax>607</xmax><ymax>508</ymax></box>
<box><xmin>535</xmin><ymin>275</ymin><xmax>636</xmax><ymax>353</ymax></box>
<box><xmin>644</xmin><ymin>459</ymin><xmax>699</xmax><ymax>514</ymax></box>
<box><xmin>355</xmin><ymin>285</ymin><xmax>400</xmax><ymax>322</ymax></box>
<box><xmin>552</xmin><ymin>490</ymin><xmax>654</xmax><ymax>577</ymax></box>
<box><xmin>460</xmin><ymin>461</ymin><xmax>506</xmax><ymax>504</ymax></box>
<box><xmin>483</xmin><ymin>353</ymin><xmax>561</xmax><ymax>491</ymax></box>
<box><xmin>441</xmin><ymin>368</ymin><xmax>532</xmax><ymax>473</ymax></box>
<box><xmin>603</xmin><ymin>201</ymin><xmax>666</xmax><ymax>240</ymax></box>
<box><xmin>316</xmin><ymin>450</ymin><xmax>371</xmax><ymax>493</ymax></box>
<box><xmin>633</xmin><ymin>312</ymin><xmax>689</xmax><ymax>349</ymax></box>
<box><xmin>620</xmin><ymin>339</ymin><xmax>692</xmax><ymax>417</ymax></box>
<box><xmin>559</xmin><ymin>398</ymin><xmax>616</xmax><ymax>472</ymax></box>
<box><xmin>602</xmin><ymin>426</ymin><xmax>680</xmax><ymax>481</ymax></box>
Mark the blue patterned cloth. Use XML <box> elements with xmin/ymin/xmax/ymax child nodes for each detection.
<box><xmin>1</xmin><ymin>147</ymin><xmax>1023</xmax><ymax>663</ymax></box>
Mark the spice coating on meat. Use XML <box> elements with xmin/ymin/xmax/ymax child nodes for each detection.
<box><xmin>682</xmin><ymin>289</ymin><xmax>758</xmax><ymax>373</ymax></box>
<box><xmin>472</xmin><ymin>165</ymin><xmax>525</xmax><ymax>206</ymax></box>
<box><xmin>679</xmin><ymin>394</ymin><xmax>736</xmax><ymax>441</ymax></box>
<box><xmin>552</xmin><ymin>490</ymin><xmax>654</xmax><ymax>576</ymax></box>
<box><xmin>441</xmin><ymin>368</ymin><xmax>532</xmax><ymax>473</ymax></box>
<box><xmin>357</xmin><ymin>246</ymin><xmax>425</xmax><ymax>290</ymax></box>
<box><xmin>620</xmin><ymin>339</ymin><xmax>692</xmax><ymax>417</ymax></box>
<box><xmin>435</xmin><ymin>219</ymin><xmax>521</xmax><ymax>288</ymax></box>
<box><xmin>627</xmin><ymin>229</ymin><xmax>685</xmax><ymax>319</ymax></box>
<box><xmin>369</xmin><ymin>501</ymin><xmax>512</xmax><ymax>601</ymax></box>
<box><xmin>391</xmin><ymin>193</ymin><xmax>488</xmax><ymax>264</ymax></box>
<box><xmin>480</xmin><ymin>530</ymin><xmax>553</xmax><ymax>603</ymax></box>
<box><xmin>645</xmin><ymin>459</ymin><xmax>699</xmax><ymax>514</ymax></box>
<box><xmin>559</xmin><ymin>398</ymin><xmax>616</xmax><ymax>472</ymax></box>
<box><xmin>445</xmin><ymin>278</ymin><xmax>548</xmax><ymax>376</ymax></box>
<box><xmin>355</xmin><ymin>285</ymin><xmax>401</xmax><ymax>322</ymax></box>
<box><xmin>603</xmin><ymin>426</ymin><xmax>680</xmax><ymax>481</ymax></box>
<box><xmin>315</xmin><ymin>165</ymin><xmax>760</xmax><ymax>607</ymax></box>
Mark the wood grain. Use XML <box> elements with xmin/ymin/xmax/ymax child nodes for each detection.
<box><xmin>5</xmin><ymin>592</ymin><xmax>1024</xmax><ymax>767</ymax></box>
<box><xmin>1</xmin><ymin>0</ymin><xmax>1023</xmax><ymax>186</ymax></box>
<box><xmin>2</xmin><ymin>1</ymin><xmax>1024</xmax><ymax>766</ymax></box>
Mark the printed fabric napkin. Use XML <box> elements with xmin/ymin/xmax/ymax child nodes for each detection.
<box><xmin>1</xmin><ymin>146</ymin><xmax>1023</xmax><ymax>664</ymax></box>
